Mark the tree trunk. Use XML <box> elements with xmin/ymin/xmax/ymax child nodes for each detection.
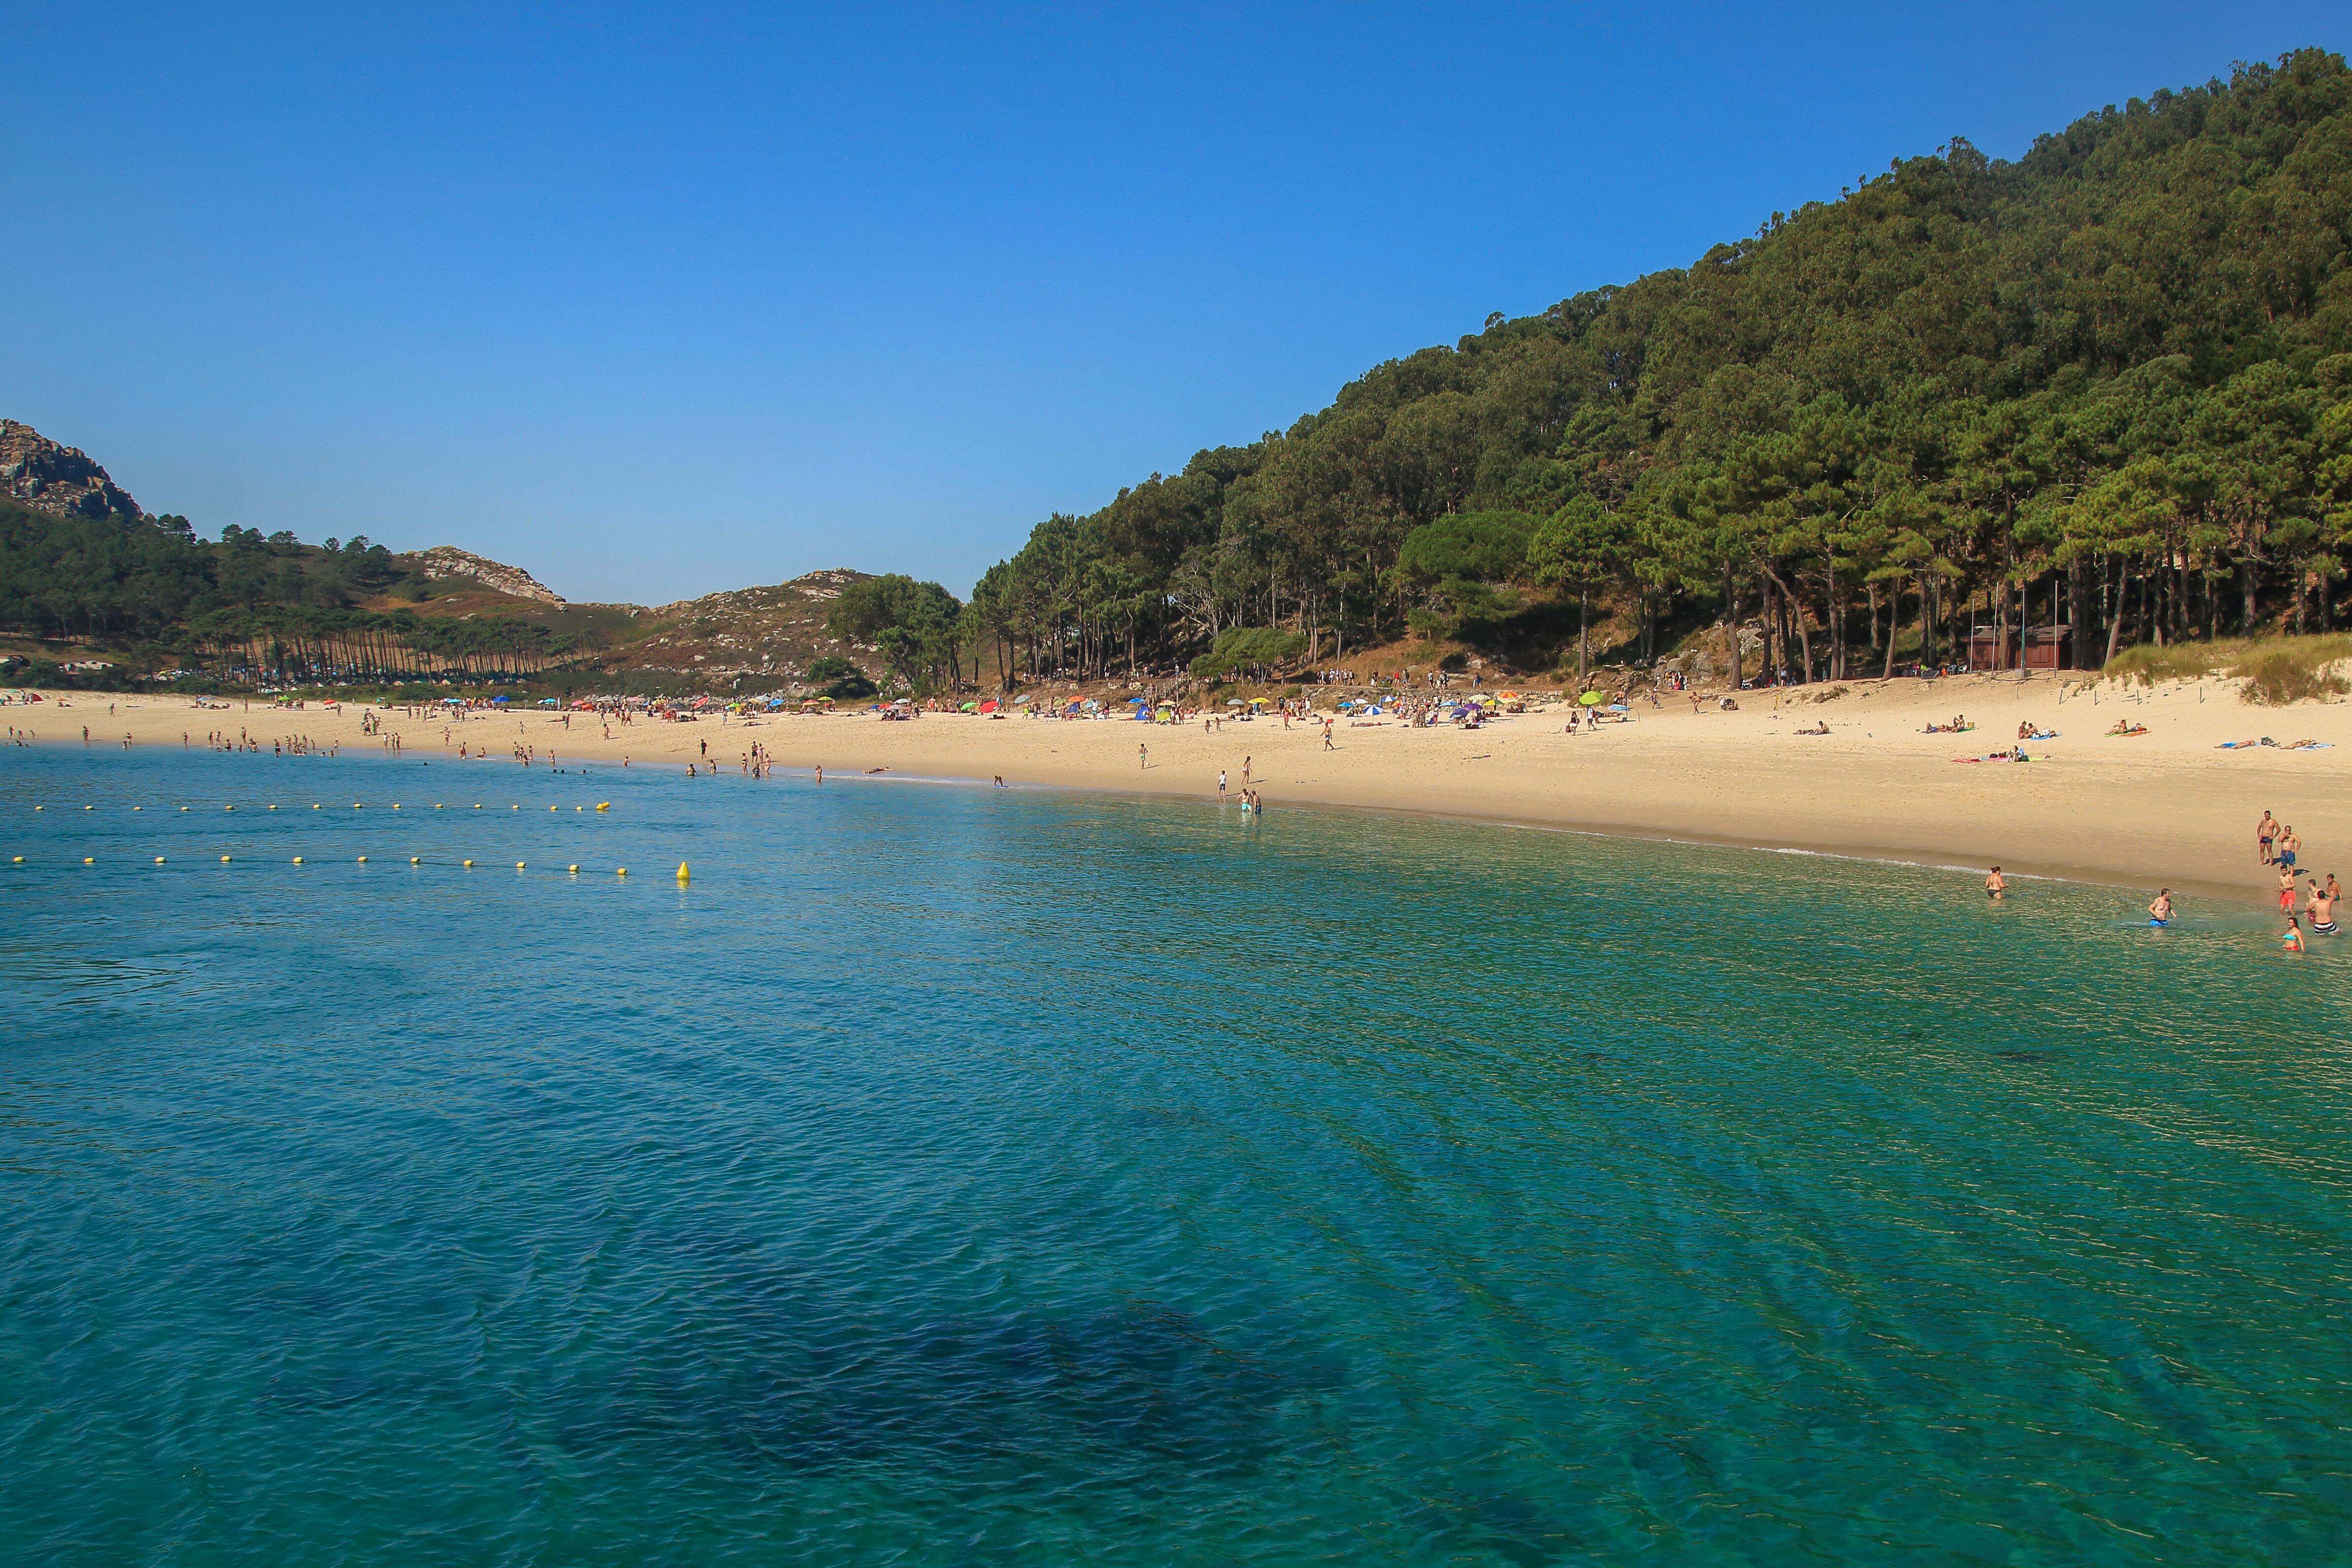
<box><xmin>1578</xmin><ymin>587</ymin><xmax>1589</xmax><ymax>686</ymax></box>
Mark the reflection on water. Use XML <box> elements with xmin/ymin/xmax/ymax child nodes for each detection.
<box><xmin>2</xmin><ymin>745</ymin><xmax>2349</xmax><ymax>1565</ymax></box>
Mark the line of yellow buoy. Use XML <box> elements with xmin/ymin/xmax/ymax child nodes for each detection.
<box><xmin>22</xmin><ymin>801</ymin><xmax>611</xmax><ymax>813</ymax></box>
<box><xmin>10</xmin><ymin>855</ymin><xmax>660</xmax><ymax>878</ymax></box>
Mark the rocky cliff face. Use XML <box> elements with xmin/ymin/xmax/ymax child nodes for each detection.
<box><xmin>414</xmin><ymin>545</ymin><xmax>566</xmax><ymax>604</ymax></box>
<box><xmin>0</xmin><ymin>420</ymin><xmax>142</xmax><ymax>518</ymax></box>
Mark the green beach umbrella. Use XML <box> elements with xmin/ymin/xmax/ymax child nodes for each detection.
<box><xmin>1579</xmin><ymin>691</ymin><xmax>1605</xmax><ymax>706</ymax></box>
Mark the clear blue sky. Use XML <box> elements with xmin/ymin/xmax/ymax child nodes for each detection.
<box><xmin>2</xmin><ymin>3</ymin><xmax>2343</xmax><ymax>604</ymax></box>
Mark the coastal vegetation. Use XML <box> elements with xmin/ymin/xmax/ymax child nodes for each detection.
<box><xmin>965</xmin><ymin>50</ymin><xmax>2352</xmax><ymax>686</ymax></box>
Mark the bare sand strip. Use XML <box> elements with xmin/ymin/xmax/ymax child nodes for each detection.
<box><xmin>21</xmin><ymin>671</ymin><xmax>2352</xmax><ymax>901</ymax></box>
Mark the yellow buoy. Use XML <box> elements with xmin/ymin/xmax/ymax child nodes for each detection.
<box><xmin>12</xmin><ymin>855</ymin><xmax>23</xmax><ymax>863</ymax></box>
<box><xmin>596</xmin><ymin>802</ymin><xmax>610</xmax><ymax>812</ymax></box>
<box><xmin>515</xmin><ymin>861</ymin><xmax>527</xmax><ymax>869</ymax></box>
<box><xmin>511</xmin><ymin>804</ymin><xmax>520</xmax><ymax>810</ymax></box>
<box><xmin>358</xmin><ymin>856</ymin><xmax>368</xmax><ymax>863</ymax></box>
<box><xmin>676</xmin><ymin>862</ymin><xmax>690</xmax><ymax>883</ymax></box>
<box><xmin>225</xmin><ymin>805</ymin><xmax>233</xmax><ymax>811</ymax></box>
<box><xmin>133</xmin><ymin>805</ymin><xmax>142</xmax><ymax>811</ymax></box>
<box><xmin>616</xmin><ymin>867</ymin><xmax>628</xmax><ymax>877</ymax></box>
<box><xmin>410</xmin><ymin>856</ymin><xmax>421</xmax><ymax>865</ymax></box>
<box><xmin>268</xmin><ymin>804</ymin><xmax>277</xmax><ymax>811</ymax></box>
<box><xmin>154</xmin><ymin>857</ymin><xmax>164</xmax><ymax>864</ymax></box>
<box><xmin>83</xmin><ymin>857</ymin><xmax>94</xmax><ymax>865</ymax></box>
<box><xmin>180</xmin><ymin>806</ymin><xmax>188</xmax><ymax>812</ymax></box>
<box><xmin>473</xmin><ymin>803</ymin><xmax>481</xmax><ymax>809</ymax></box>
<box><xmin>353</xmin><ymin>802</ymin><xmax>362</xmax><ymax>808</ymax></box>
<box><xmin>84</xmin><ymin>805</ymin><xmax>93</xmax><ymax>811</ymax></box>
<box><xmin>392</xmin><ymin>803</ymin><xmax>401</xmax><ymax>809</ymax></box>
<box><xmin>567</xmin><ymin>864</ymin><xmax>579</xmax><ymax>873</ymax></box>
<box><xmin>220</xmin><ymin>855</ymin><xmax>231</xmax><ymax>863</ymax></box>
<box><xmin>33</xmin><ymin>806</ymin><xmax>42</xmax><ymax>812</ymax></box>
<box><xmin>436</xmin><ymin>804</ymin><xmax>444</xmax><ymax>809</ymax></box>
<box><xmin>313</xmin><ymin>803</ymin><xmax>321</xmax><ymax>809</ymax></box>
<box><xmin>463</xmin><ymin>859</ymin><xmax>475</xmax><ymax>868</ymax></box>
<box><xmin>550</xmin><ymin>805</ymin><xmax>558</xmax><ymax>811</ymax></box>
<box><xmin>292</xmin><ymin>856</ymin><xmax>303</xmax><ymax>865</ymax></box>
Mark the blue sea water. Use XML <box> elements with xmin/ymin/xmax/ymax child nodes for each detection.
<box><xmin>3</xmin><ymin>743</ymin><xmax>2350</xmax><ymax>1566</ymax></box>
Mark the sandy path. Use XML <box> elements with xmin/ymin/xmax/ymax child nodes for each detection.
<box><xmin>18</xmin><ymin>672</ymin><xmax>2351</xmax><ymax>901</ymax></box>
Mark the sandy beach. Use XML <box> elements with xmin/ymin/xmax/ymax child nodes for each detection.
<box><xmin>16</xmin><ymin>672</ymin><xmax>2352</xmax><ymax>901</ymax></box>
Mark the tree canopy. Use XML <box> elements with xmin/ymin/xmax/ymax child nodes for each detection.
<box><xmin>961</xmin><ymin>50</ymin><xmax>2352</xmax><ymax>685</ymax></box>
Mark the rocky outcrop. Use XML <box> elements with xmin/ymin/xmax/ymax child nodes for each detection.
<box><xmin>414</xmin><ymin>545</ymin><xmax>566</xmax><ymax>604</ymax></box>
<box><xmin>0</xmin><ymin>421</ymin><xmax>142</xmax><ymax>519</ymax></box>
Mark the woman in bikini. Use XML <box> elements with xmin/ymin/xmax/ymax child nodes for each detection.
<box><xmin>2283</xmin><ymin>914</ymin><xmax>2307</xmax><ymax>953</ymax></box>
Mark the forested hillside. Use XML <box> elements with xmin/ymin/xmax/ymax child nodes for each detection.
<box><xmin>965</xmin><ymin>49</ymin><xmax>2352</xmax><ymax>685</ymax></box>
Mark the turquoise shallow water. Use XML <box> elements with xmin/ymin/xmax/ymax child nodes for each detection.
<box><xmin>4</xmin><ymin>744</ymin><xmax>2351</xmax><ymax>1566</ymax></box>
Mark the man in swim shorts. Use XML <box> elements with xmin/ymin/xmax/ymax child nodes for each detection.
<box><xmin>2280</xmin><ymin>866</ymin><xmax>2297</xmax><ymax>912</ymax></box>
<box><xmin>2149</xmin><ymin>889</ymin><xmax>2173</xmax><ymax>925</ymax></box>
<box><xmin>2280</xmin><ymin>827</ymin><xmax>2299</xmax><ymax>871</ymax></box>
<box><xmin>2309</xmin><ymin>880</ymin><xmax>2338</xmax><ymax>936</ymax></box>
<box><xmin>2259</xmin><ymin>810</ymin><xmax>2278</xmax><ymax>864</ymax></box>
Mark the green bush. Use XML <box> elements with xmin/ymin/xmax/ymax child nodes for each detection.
<box><xmin>1189</xmin><ymin>627</ymin><xmax>1307</xmax><ymax>678</ymax></box>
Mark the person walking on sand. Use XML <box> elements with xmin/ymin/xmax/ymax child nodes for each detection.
<box><xmin>1139</xmin><ymin>742</ymin><xmax>1148</xmax><ymax>771</ymax></box>
<box><xmin>2149</xmin><ymin>889</ymin><xmax>2174</xmax><ymax>926</ymax></box>
<box><xmin>1985</xmin><ymin>866</ymin><xmax>2007</xmax><ymax>899</ymax></box>
<box><xmin>1242</xmin><ymin>756</ymin><xmax>1252</xmax><ymax>787</ymax></box>
<box><xmin>2259</xmin><ymin>810</ymin><xmax>2278</xmax><ymax>864</ymax></box>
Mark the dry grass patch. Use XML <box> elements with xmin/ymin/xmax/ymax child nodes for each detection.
<box><xmin>2104</xmin><ymin>635</ymin><xmax>2352</xmax><ymax>704</ymax></box>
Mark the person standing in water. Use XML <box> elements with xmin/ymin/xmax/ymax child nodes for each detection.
<box><xmin>2308</xmin><ymin>879</ymin><xmax>2339</xmax><ymax>935</ymax></box>
<box><xmin>1985</xmin><ymin>867</ymin><xmax>2007</xmax><ymax>899</ymax></box>
<box><xmin>1218</xmin><ymin>768</ymin><xmax>1227</xmax><ymax>801</ymax></box>
<box><xmin>2149</xmin><ymin>889</ymin><xmax>2174</xmax><ymax>926</ymax></box>
<box><xmin>2279</xmin><ymin>864</ymin><xmax>2298</xmax><ymax>913</ymax></box>
<box><xmin>2283</xmin><ymin>914</ymin><xmax>2307</xmax><ymax>952</ymax></box>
